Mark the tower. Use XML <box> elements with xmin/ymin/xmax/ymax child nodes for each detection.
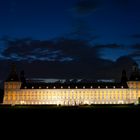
<box><xmin>127</xmin><ymin>63</ymin><xmax>140</xmax><ymax>104</ymax></box>
<box><xmin>129</xmin><ymin>63</ymin><xmax>140</xmax><ymax>81</ymax></box>
<box><xmin>3</xmin><ymin>63</ymin><xmax>21</xmax><ymax>105</ymax></box>
<box><xmin>20</xmin><ymin>70</ymin><xmax>26</xmax><ymax>85</ymax></box>
<box><xmin>121</xmin><ymin>69</ymin><xmax>128</xmax><ymax>84</ymax></box>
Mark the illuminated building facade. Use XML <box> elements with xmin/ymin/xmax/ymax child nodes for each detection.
<box><xmin>3</xmin><ymin>64</ymin><xmax>140</xmax><ymax>105</ymax></box>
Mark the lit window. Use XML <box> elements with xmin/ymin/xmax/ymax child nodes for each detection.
<box><xmin>90</xmin><ymin>86</ymin><xmax>93</xmax><ymax>89</ymax></box>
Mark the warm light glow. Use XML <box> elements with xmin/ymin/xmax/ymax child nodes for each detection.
<box><xmin>3</xmin><ymin>81</ymin><xmax>140</xmax><ymax>105</ymax></box>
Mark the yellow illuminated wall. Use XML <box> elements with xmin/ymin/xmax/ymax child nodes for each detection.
<box><xmin>3</xmin><ymin>81</ymin><xmax>140</xmax><ymax>105</ymax></box>
<box><xmin>3</xmin><ymin>80</ymin><xmax>140</xmax><ymax>105</ymax></box>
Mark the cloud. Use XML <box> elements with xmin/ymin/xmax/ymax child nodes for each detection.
<box><xmin>128</xmin><ymin>51</ymin><xmax>140</xmax><ymax>58</ymax></box>
<box><xmin>95</xmin><ymin>44</ymin><xmax>122</xmax><ymax>49</ymax></box>
<box><xmin>0</xmin><ymin>37</ymin><xmax>137</xmax><ymax>82</ymax></box>
<box><xmin>2</xmin><ymin>37</ymin><xmax>136</xmax><ymax>63</ymax></box>
<box><xmin>127</xmin><ymin>44</ymin><xmax>140</xmax><ymax>59</ymax></box>
<box><xmin>2</xmin><ymin>38</ymin><xmax>101</xmax><ymax>63</ymax></box>
<box><xmin>54</xmin><ymin>38</ymin><xmax>99</xmax><ymax>61</ymax></box>
<box><xmin>2</xmin><ymin>38</ymin><xmax>74</xmax><ymax>62</ymax></box>
<box><xmin>131</xmin><ymin>34</ymin><xmax>140</xmax><ymax>39</ymax></box>
<box><xmin>0</xmin><ymin>55</ymin><xmax>135</xmax><ymax>83</ymax></box>
<box><xmin>131</xmin><ymin>44</ymin><xmax>140</xmax><ymax>49</ymax></box>
<box><xmin>73</xmin><ymin>0</ymin><xmax>101</xmax><ymax>15</ymax></box>
<box><xmin>69</xmin><ymin>18</ymin><xmax>99</xmax><ymax>42</ymax></box>
<box><xmin>121</xmin><ymin>44</ymin><xmax>140</xmax><ymax>64</ymax></box>
<box><xmin>115</xmin><ymin>0</ymin><xmax>130</xmax><ymax>6</ymax></box>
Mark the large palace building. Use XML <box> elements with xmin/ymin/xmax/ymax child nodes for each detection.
<box><xmin>2</xmin><ymin>64</ymin><xmax>140</xmax><ymax>105</ymax></box>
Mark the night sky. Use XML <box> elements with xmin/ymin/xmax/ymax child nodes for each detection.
<box><xmin>0</xmin><ymin>0</ymin><xmax>140</xmax><ymax>83</ymax></box>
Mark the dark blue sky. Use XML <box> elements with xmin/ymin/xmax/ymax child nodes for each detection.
<box><xmin>0</xmin><ymin>0</ymin><xmax>140</xmax><ymax>81</ymax></box>
<box><xmin>0</xmin><ymin>0</ymin><xmax>139</xmax><ymax>42</ymax></box>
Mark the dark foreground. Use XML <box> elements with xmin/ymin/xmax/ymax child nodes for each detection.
<box><xmin>1</xmin><ymin>104</ymin><xmax>140</xmax><ymax>126</ymax></box>
<box><xmin>1</xmin><ymin>104</ymin><xmax>140</xmax><ymax>113</ymax></box>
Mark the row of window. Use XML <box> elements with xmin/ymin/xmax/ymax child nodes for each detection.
<box><xmin>9</xmin><ymin>89</ymin><xmax>128</xmax><ymax>95</ymax></box>
<box><xmin>4</xmin><ymin>95</ymin><xmax>129</xmax><ymax>101</ymax></box>
<box><xmin>26</xmin><ymin>86</ymin><xmax>125</xmax><ymax>89</ymax></box>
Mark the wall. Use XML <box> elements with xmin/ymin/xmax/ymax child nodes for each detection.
<box><xmin>3</xmin><ymin>86</ymin><xmax>133</xmax><ymax>105</ymax></box>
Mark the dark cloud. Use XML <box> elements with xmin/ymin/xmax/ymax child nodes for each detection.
<box><xmin>114</xmin><ymin>0</ymin><xmax>140</xmax><ymax>13</ymax></box>
<box><xmin>2</xmin><ymin>38</ymin><xmax>74</xmax><ymax>62</ymax></box>
<box><xmin>73</xmin><ymin>0</ymin><xmax>101</xmax><ymax>15</ymax></box>
<box><xmin>127</xmin><ymin>44</ymin><xmax>140</xmax><ymax>59</ymax></box>
<box><xmin>96</xmin><ymin>44</ymin><xmax>122</xmax><ymax>49</ymax></box>
<box><xmin>2</xmin><ymin>38</ymin><xmax>135</xmax><ymax>63</ymax></box>
<box><xmin>122</xmin><ymin>44</ymin><xmax>140</xmax><ymax>64</ymax></box>
<box><xmin>0</xmin><ymin>55</ymin><xmax>135</xmax><ymax>83</ymax></box>
<box><xmin>54</xmin><ymin>38</ymin><xmax>99</xmax><ymax>62</ymax></box>
<box><xmin>131</xmin><ymin>44</ymin><xmax>140</xmax><ymax>49</ymax></box>
<box><xmin>0</xmin><ymin>38</ymin><xmax>137</xmax><ymax>83</ymax></box>
<box><xmin>128</xmin><ymin>51</ymin><xmax>140</xmax><ymax>58</ymax></box>
<box><xmin>68</xmin><ymin>18</ymin><xmax>100</xmax><ymax>43</ymax></box>
<box><xmin>115</xmin><ymin>0</ymin><xmax>130</xmax><ymax>6</ymax></box>
<box><xmin>131</xmin><ymin>34</ymin><xmax>140</xmax><ymax>39</ymax></box>
<box><xmin>2</xmin><ymin>38</ymin><xmax>100</xmax><ymax>62</ymax></box>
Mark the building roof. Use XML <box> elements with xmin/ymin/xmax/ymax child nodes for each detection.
<box><xmin>129</xmin><ymin>63</ymin><xmax>140</xmax><ymax>81</ymax></box>
<box><xmin>20</xmin><ymin>82</ymin><xmax>128</xmax><ymax>89</ymax></box>
<box><xmin>6</xmin><ymin>73</ymin><xmax>19</xmax><ymax>82</ymax></box>
<box><xmin>6</xmin><ymin>63</ymin><xmax>20</xmax><ymax>82</ymax></box>
<box><xmin>129</xmin><ymin>72</ymin><xmax>140</xmax><ymax>81</ymax></box>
